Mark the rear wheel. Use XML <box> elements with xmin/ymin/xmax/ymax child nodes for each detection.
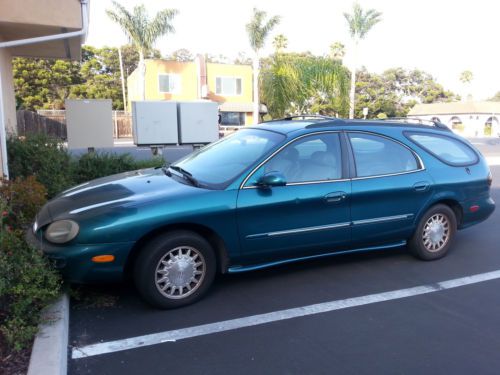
<box><xmin>134</xmin><ymin>231</ymin><xmax>216</xmax><ymax>309</ymax></box>
<box><xmin>409</xmin><ymin>204</ymin><xmax>457</xmax><ymax>260</ymax></box>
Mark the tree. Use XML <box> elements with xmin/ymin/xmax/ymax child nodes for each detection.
<box><xmin>344</xmin><ymin>2</ymin><xmax>382</xmax><ymax>119</ymax></box>
<box><xmin>13</xmin><ymin>58</ymin><xmax>81</xmax><ymax>110</ymax></box>
<box><xmin>260</xmin><ymin>53</ymin><xmax>349</xmax><ymax>118</ymax></box>
<box><xmin>246</xmin><ymin>8</ymin><xmax>280</xmax><ymax>124</ymax></box>
<box><xmin>273</xmin><ymin>34</ymin><xmax>288</xmax><ymax>52</ymax></box>
<box><xmin>329</xmin><ymin>41</ymin><xmax>345</xmax><ymax>61</ymax></box>
<box><xmin>489</xmin><ymin>92</ymin><xmax>500</xmax><ymax>101</ymax></box>
<box><xmin>459</xmin><ymin>70</ymin><xmax>473</xmax><ymax>101</ymax></box>
<box><xmin>354</xmin><ymin>67</ymin><xmax>459</xmax><ymax>119</ymax></box>
<box><xmin>106</xmin><ymin>1</ymin><xmax>177</xmax><ymax>101</ymax></box>
<box><xmin>168</xmin><ymin>48</ymin><xmax>194</xmax><ymax>62</ymax></box>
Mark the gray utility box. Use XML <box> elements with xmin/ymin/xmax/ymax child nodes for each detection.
<box><xmin>131</xmin><ymin>100</ymin><xmax>219</xmax><ymax>146</ymax></box>
<box><xmin>177</xmin><ymin>101</ymin><xmax>219</xmax><ymax>144</ymax></box>
<box><xmin>65</xmin><ymin>99</ymin><xmax>113</xmax><ymax>149</ymax></box>
<box><xmin>132</xmin><ymin>101</ymin><xmax>178</xmax><ymax>145</ymax></box>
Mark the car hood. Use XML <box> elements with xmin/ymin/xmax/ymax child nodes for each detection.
<box><xmin>36</xmin><ymin>168</ymin><xmax>199</xmax><ymax>228</ymax></box>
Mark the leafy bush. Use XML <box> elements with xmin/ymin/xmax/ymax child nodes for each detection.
<box><xmin>7</xmin><ymin>134</ymin><xmax>165</xmax><ymax>198</ymax></box>
<box><xmin>0</xmin><ymin>178</ymin><xmax>61</xmax><ymax>351</ymax></box>
<box><xmin>7</xmin><ymin>134</ymin><xmax>73</xmax><ymax>198</ymax></box>
<box><xmin>72</xmin><ymin>152</ymin><xmax>164</xmax><ymax>184</ymax></box>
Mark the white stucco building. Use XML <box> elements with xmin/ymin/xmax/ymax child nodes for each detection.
<box><xmin>408</xmin><ymin>101</ymin><xmax>500</xmax><ymax>137</ymax></box>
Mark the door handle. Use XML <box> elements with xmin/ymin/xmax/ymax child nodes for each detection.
<box><xmin>413</xmin><ymin>181</ymin><xmax>430</xmax><ymax>192</ymax></box>
<box><xmin>324</xmin><ymin>191</ymin><xmax>347</xmax><ymax>203</ymax></box>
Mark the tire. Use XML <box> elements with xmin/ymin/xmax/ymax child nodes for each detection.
<box><xmin>408</xmin><ymin>204</ymin><xmax>457</xmax><ymax>261</ymax></box>
<box><xmin>134</xmin><ymin>230</ymin><xmax>216</xmax><ymax>309</ymax></box>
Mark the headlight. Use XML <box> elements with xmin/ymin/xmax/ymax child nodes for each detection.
<box><xmin>45</xmin><ymin>220</ymin><xmax>79</xmax><ymax>244</ymax></box>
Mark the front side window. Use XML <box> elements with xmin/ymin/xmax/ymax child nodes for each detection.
<box><xmin>216</xmin><ymin>77</ymin><xmax>242</xmax><ymax>96</ymax></box>
<box><xmin>175</xmin><ymin>128</ymin><xmax>284</xmax><ymax>189</ymax></box>
<box><xmin>159</xmin><ymin>74</ymin><xmax>180</xmax><ymax>93</ymax></box>
<box><xmin>220</xmin><ymin>112</ymin><xmax>245</xmax><ymax>126</ymax></box>
<box><xmin>247</xmin><ymin>133</ymin><xmax>342</xmax><ymax>185</ymax></box>
<box><xmin>349</xmin><ymin>133</ymin><xmax>419</xmax><ymax>178</ymax></box>
<box><xmin>406</xmin><ymin>132</ymin><xmax>478</xmax><ymax>166</ymax></box>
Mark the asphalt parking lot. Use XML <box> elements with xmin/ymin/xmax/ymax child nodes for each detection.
<box><xmin>69</xmin><ymin>138</ymin><xmax>500</xmax><ymax>375</ymax></box>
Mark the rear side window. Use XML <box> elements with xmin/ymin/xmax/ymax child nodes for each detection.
<box><xmin>348</xmin><ymin>133</ymin><xmax>419</xmax><ymax>178</ymax></box>
<box><xmin>406</xmin><ymin>133</ymin><xmax>478</xmax><ymax>166</ymax></box>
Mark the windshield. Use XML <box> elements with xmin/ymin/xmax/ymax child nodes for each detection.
<box><xmin>174</xmin><ymin>128</ymin><xmax>285</xmax><ymax>189</ymax></box>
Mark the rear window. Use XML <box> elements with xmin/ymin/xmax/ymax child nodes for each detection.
<box><xmin>406</xmin><ymin>132</ymin><xmax>478</xmax><ymax>166</ymax></box>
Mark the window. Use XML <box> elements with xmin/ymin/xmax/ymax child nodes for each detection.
<box><xmin>247</xmin><ymin>133</ymin><xmax>342</xmax><ymax>185</ymax></box>
<box><xmin>406</xmin><ymin>132</ymin><xmax>478</xmax><ymax>166</ymax></box>
<box><xmin>216</xmin><ymin>77</ymin><xmax>242</xmax><ymax>95</ymax></box>
<box><xmin>176</xmin><ymin>128</ymin><xmax>284</xmax><ymax>189</ymax></box>
<box><xmin>349</xmin><ymin>133</ymin><xmax>419</xmax><ymax>177</ymax></box>
<box><xmin>159</xmin><ymin>74</ymin><xmax>180</xmax><ymax>93</ymax></box>
<box><xmin>220</xmin><ymin>112</ymin><xmax>245</xmax><ymax>126</ymax></box>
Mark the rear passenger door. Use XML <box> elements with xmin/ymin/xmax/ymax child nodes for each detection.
<box><xmin>347</xmin><ymin>132</ymin><xmax>433</xmax><ymax>248</ymax></box>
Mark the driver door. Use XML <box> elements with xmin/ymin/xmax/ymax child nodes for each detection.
<box><xmin>236</xmin><ymin>132</ymin><xmax>351</xmax><ymax>264</ymax></box>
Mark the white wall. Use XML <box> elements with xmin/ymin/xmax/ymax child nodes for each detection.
<box><xmin>413</xmin><ymin>114</ymin><xmax>498</xmax><ymax>137</ymax></box>
<box><xmin>0</xmin><ymin>44</ymin><xmax>17</xmax><ymax>178</ymax></box>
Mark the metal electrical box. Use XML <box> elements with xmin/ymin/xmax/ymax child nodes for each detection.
<box><xmin>65</xmin><ymin>99</ymin><xmax>113</xmax><ymax>149</ymax></box>
<box><xmin>132</xmin><ymin>101</ymin><xmax>178</xmax><ymax>145</ymax></box>
<box><xmin>177</xmin><ymin>101</ymin><xmax>219</xmax><ymax>144</ymax></box>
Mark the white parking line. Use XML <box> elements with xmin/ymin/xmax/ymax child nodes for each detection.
<box><xmin>486</xmin><ymin>157</ymin><xmax>500</xmax><ymax>166</ymax></box>
<box><xmin>72</xmin><ymin>269</ymin><xmax>500</xmax><ymax>359</ymax></box>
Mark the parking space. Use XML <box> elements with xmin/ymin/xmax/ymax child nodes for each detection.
<box><xmin>68</xmin><ymin>149</ymin><xmax>500</xmax><ymax>374</ymax></box>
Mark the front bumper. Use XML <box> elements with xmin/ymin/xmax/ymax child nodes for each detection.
<box><xmin>26</xmin><ymin>229</ymin><xmax>135</xmax><ymax>283</ymax></box>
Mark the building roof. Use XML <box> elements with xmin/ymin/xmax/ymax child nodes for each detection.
<box><xmin>408</xmin><ymin>101</ymin><xmax>500</xmax><ymax>116</ymax></box>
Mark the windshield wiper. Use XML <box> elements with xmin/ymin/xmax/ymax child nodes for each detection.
<box><xmin>168</xmin><ymin>165</ymin><xmax>199</xmax><ymax>187</ymax></box>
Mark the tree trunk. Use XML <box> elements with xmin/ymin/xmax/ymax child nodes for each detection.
<box><xmin>348</xmin><ymin>40</ymin><xmax>358</xmax><ymax>119</ymax></box>
<box><xmin>139</xmin><ymin>50</ymin><xmax>146</xmax><ymax>101</ymax></box>
<box><xmin>252</xmin><ymin>53</ymin><xmax>260</xmax><ymax>124</ymax></box>
<box><xmin>118</xmin><ymin>47</ymin><xmax>127</xmax><ymax>112</ymax></box>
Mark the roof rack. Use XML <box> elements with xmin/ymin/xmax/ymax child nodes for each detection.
<box><xmin>265</xmin><ymin>114</ymin><xmax>337</xmax><ymax>123</ymax></box>
<box><xmin>379</xmin><ymin>117</ymin><xmax>451</xmax><ymax>131</ymax></box>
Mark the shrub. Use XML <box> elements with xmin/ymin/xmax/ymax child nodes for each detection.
<box><xmin>7</xmin><ymin>134</ymin><xmax>165</xmax><ymax>198</ymax></box>
<box><xmin>0</xmin><ymin>178</ymin><xmax>61</xmax><ymax>351</ymax></box>
<box><xmin>7</xmin><ymin>134</ymin><xmax>73</xmax><ymax>198</ymax></box>
<box><xmin>72</xmin><ymin>152</ymin><xmax>164</xmax><ymax>184</ymax></box>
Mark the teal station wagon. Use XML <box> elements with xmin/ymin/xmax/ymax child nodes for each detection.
<box><xmin>29</xmin><ymin>116</ymin><xmax>495</xmax><ymax>308</ymax></box>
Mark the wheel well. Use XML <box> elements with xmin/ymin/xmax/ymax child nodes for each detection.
<box><xmin>124</xmin><ymin>224</ymin><xmax>230</xmax><ymax>280</ymax></box>
<box><xmin>432</xmin><ymin>199</ymin><xmax>463</xmax><ymax>227</ymax></box>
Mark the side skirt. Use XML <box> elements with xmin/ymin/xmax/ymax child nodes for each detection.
<box><xmin>227</xmin><ymin>241</ymin><xmax>407</xmax><ymax>273</ymax></box>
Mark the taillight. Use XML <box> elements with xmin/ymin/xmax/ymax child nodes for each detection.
<box><xmin>487</xmin><ymin>171</ymin><xmax>492</xmax><ymax>187</ymax></box>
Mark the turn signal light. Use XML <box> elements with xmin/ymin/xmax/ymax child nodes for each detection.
<box><xmin>91</xmin><ymin>255</ymin><xmax>115</xmax><ymax>263</ymax></box>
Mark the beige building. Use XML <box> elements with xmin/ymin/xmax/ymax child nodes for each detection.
<box><xmin>0</xmin><ymin>0</ymin><xmax>89</xmax><ymax>178</ymax></box>
<box><xmin>408</xmin><ymin>101</ymin><xmax>500</xmax><ymax>137</ymax></box>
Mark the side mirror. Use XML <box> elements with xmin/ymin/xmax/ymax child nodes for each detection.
<box><xmin>256</xmin><ymin>172</ymin><xmax>286</xmax><ymax>188</ymax></box>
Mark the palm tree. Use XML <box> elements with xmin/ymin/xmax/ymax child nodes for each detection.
<box><xmin>106</xmin><ymin>1</ymin><xmax>178</xmax><ymax>101</ymax></box>
<box><xmin>273</xmin><ymin>34</ymin><xmax>288</xmax><ymax>53</ymax></box>
<box><xmin>344</xmin><ymin>2</ymin><xmax>382</xmax><ymax>119</ymax></box>
<box><xmin>246</xmin><ymin>8</ymin><xmax>280</xmax><ymax>124</ymax></box>
<box><xmin>329</xmin><ymin>42</ymin><xmax>345</xmax><ymax>61</ymax></box>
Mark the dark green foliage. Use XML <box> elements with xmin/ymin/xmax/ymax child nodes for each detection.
<box><xmin>354</xmin><ymin>67</ymin><xmax>459</xmax><ymax>119</ymax></box>
<box><xmin>7</xmin><ymin>134</ymin><xmax>165</xmax><ymax>198</ymax></box>
<box><xmin>0</xmin><ymin>178</ymin><xmax>61</xmax><ymax>351</ymax></box>
<box><xmin>7</xmin><ymin>134</ymin><xmax>73</xmax><ymax>198</ymax></box>
<box><xmin>13</xmin><ymin>44</ymin><xmax>161</xmax><ymax>111</ymax></box>
<box><xmin>72</xmin><ymin>152</ymin><xmax>164</xmax><ymax>184</ymax></box>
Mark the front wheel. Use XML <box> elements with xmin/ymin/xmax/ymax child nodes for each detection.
<box><xmin>134</xmin><ymin>231</ymin><xmax>216</xmax><ymax>309</ymax></box>
<box><xmin>408</xmin><ymin>204</ymin><xmax>457</xmax><ymax>260</ymax></box>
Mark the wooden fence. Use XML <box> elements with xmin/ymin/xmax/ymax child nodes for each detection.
<box><xmin>16</xmin><ymin>110</ymin><xmax>133</xmax><ymax>139</ymax></box>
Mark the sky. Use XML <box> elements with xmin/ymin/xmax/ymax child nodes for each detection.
<box><xmin>86</xmin><ymin>0</ymin><xmax>500</xmax><ymax>100</ymax></box>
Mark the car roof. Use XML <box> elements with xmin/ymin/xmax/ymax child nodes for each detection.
<box><xmin>248</xmin><ymin>117</ymin><xmax>452</xmax><ymax>136</ymax></box>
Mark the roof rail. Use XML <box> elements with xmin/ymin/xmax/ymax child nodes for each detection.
<box><xmin>264</xmin><ymin>115</ymin><xmax>337</xmax><ymax>123</ymax></box>
<box><xmin>379</xmin><ymin>117</ymin><xmax>451</xmax><ymax>131</ymax></box>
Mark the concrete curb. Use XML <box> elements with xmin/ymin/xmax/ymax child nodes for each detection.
<box><xmin>27</xmin><ymin>293</ymin><xmax>69</xmax><ymax>375</ymax></box>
